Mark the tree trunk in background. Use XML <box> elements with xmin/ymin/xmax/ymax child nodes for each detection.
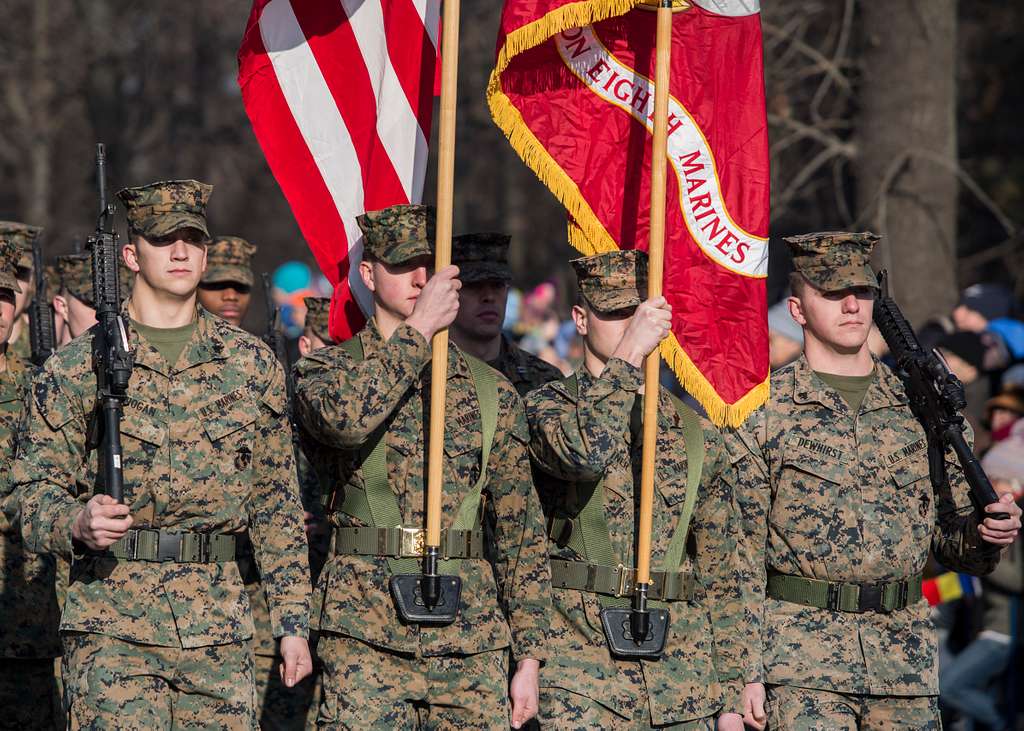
<box><xmin>854</xmin><ymin>0</ymin><xmax>958</xmax><ymax>324</ymax></box>
<box><xmin>27</xmin><ymin>0</ymin><xmax>53</xmax><ymax>226</ymax></box>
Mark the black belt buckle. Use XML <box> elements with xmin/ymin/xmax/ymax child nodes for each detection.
<box><xmin>156</xmin><ymin>532</ymin><xmax>181</xmax><ymax>562</ymax></box>
<box><xmin>858</xmin><ymin>582</ymin><xmax>884</xmax><ymax>613</ymax></box>
<box><xmin>825</xmin><ymin>582</ymin><xmax>842</xmax><ymax>611</ymax></box>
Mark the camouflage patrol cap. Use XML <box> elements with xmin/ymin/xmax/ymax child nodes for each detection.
<box><xmin>571</xmin><ymin>249</ymin><xmax>648</xmax><ymax>314</ymax></box>
<box><xmin>116</xmin><ymin>179</ymin><xmax>213</xmax><ymax>240</ymax></box>
<box><xmin>303</xmin><ymin>296</ymin><xmax>333</xmax><ymax>343</ymax></box>
<box><xmin>356</xmin><ymin>204</ymin><xmax>435</xmax><ymax>264</ymax></box>
<box><xmin>785</xmin><ymin>231</ymin><xmax>881</xmax><ymax>293</ymax></box>
<box><xmin>57</xmin><ymin>253</ymin><xmax>132</xmax><ymax>307</ymax></box>
<box><xmin>0</xmin><ymin>240</ymin><xmax>23</xmax><ymax>294</ymax></box>
<box><xmin>0</xmin><ymin>221</ymin><xmax>42</xmax><ymax>271</ymax></box>
<box><xmin>451</xmin><ymin>233</ymin><xmax>512</xmax><ymax>284</ymax></box>
<box><xmin>202</xmin><ymin>236</ymin><xmax>257</xmax><ymax>287</ymax></box>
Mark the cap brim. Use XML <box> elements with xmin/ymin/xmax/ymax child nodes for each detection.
<box><xmin>458</xmin><ymin>265</ymin><xmax>512</xmax><ymax>284</ymax></box>
<box><xmin>201</xmin><ymin>266</ymin><xmax>255</xmax><ymax>287</ymax></box>
<box><xmin>137</xmin><ymin>215</ymin><xmax>210</xmax><ymax>241</ymax></box>
<box><xmin>377</xmin><ymin>243</ymin><xmax>434</xmax><ymax>265</ymax></box>
<box><xmin>0</xmin><ymin>275</ymin><xmax>21</xmax><ymax>295</ymax></box>
<box><xmin>583</xmin><ymin>288</ymin><xmax>642</xmax><ymax>313</ymax></box>
<box><xmin>806</xmin><ymin>265</ymin><xmax>879</xmax><ymax>293</ymax></box>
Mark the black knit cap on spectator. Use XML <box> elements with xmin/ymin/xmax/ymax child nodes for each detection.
<box><xmin>958</xmin><ymin>283</ymin><xmax>1017</xmax><ymax>321</ymax></box>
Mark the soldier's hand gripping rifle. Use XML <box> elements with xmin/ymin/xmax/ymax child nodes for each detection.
<box><xmin>88</xmin><ymin>143</ymin><xmax>134</xmax><ymax>503</ymax></box>
<box><xmin>28</xmin><ymin>235</ymin><xmax>57</xmax><ymax>366</ymax></box>
<box><xmin>873</xmin><ymin>270</ymin><xmax>1007</xmax><ymax>520</ymax></box>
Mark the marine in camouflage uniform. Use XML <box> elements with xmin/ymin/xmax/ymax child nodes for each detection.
<box><xmin>731</xmin><ymin>232</ymin><xmax>1021</xmax><ymax>731</ymax></box>
<box><xmin>0</xmin><ymin>233</ymin><xmax>61</xmax><ymax>731</ymax></box>
<box><xmin>449</xmin><ymin>232</ymin><xmax>563</xmax><ymax>396</ymax></box>
<box><xmin>13</xmin><ymin>180</ymin><xmax>312</xmax><ymax>730</ymax></box>
<box><xmin>0</xmin><ymin>222</ymin><xmax>38</xmax><ymax>365</ymax></box>
<box><xmin>293</xmin><ymin>204</ymin><xmax>552</xmax><ymax>730</ymax></box>
<box><xmin>199</xmin><ymin>235</ymin><xmax>257</xmax><ymax>328</ymax></box>
<box><xmin>524</xmin><ymin>251</ymin><xmax>750</xmax><ymax>730</ymax></box>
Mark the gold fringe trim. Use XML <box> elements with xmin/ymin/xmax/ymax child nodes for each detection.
<box><xmin>487</xmin><ymin>0</ymin><xmax>769</xmax><ymax>426</ymax></box>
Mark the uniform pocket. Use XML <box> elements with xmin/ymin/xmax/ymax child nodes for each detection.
<box><xmin>198</xmin><ymin>397</ymin><xmax>259</xmax><ymax>482</ymax></box>
<box><xmin>772</xmin><ymin>450</ymin><xmax>845</xmax><ymax>536</ymax></box>
<box><xmin>886</xmin><ymin>446</ymin><xmax>934</xmax><ymax>543</ymax></box>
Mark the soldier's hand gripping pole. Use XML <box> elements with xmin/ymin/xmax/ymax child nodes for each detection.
<box><xmin>601</xmin><ymin>1</ymin><xmax>672</xmax><ymax>659</ymax></box>
<box><xmin>388</xmin><ymin>0</ymin><xmax>462</xmax><ymax>625</ymax></box>
<box><xmin>88</xmin><ymin>143</ymin><xmax>134</xmax><ymax>503</ymax></box>
<box><xmin>873</xmin><ymin>270</ymin><xmax>1007</xmax><ymax>520</ymax></box>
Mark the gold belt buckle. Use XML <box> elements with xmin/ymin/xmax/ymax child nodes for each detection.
<box><xmin>614</xmin><ymin>563</ymin><xmax>632</xmax><ymax>598</ymax></box>
<box><xmin>399</xmin><ymin>526</ymin><xmax>425</xmax><ymax>557</ymax></box>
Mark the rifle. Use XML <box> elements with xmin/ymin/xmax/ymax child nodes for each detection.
<box><xmin>873</xmin><ymin>270</ymin><xmax>1007</xmax><ymax>520</ymax></box>
<box><xmin>87</xmin><ymin>143</ymin><xmax>134</xmax><ymax>503</ymax></box>
<box><xmin>28</xmin><ymin>236</ymin><xmax>57</xmax><ymax>366</ymax></box>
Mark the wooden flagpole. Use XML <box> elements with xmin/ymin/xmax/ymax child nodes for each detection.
<box><xmin>426</xmin><ymin>0</ymin><xmax>460</xmax><ymax>556</ymax></box>
<box><xmin>636</xmin><ymin>0</ymin><xmax>673</xmax><ymax>595</ymax></box>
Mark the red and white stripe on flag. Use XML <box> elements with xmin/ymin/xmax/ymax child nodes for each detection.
<box><xmin>238</xmin><ymin>0</ymin><xmax>439</xmax><ymax>341</ymax></box>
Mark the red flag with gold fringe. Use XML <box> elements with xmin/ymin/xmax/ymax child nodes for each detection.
<box><xmin>489</xmin><ymin>0</ymin><xmax>769</xmax><ymax>426</ymax></box>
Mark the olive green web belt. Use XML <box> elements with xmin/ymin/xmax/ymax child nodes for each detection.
<box><xmin>332</xmin><ymin>526</ymin><xmax>483</xmax><ymax>560</ymax></box>
<box><xmin>548</xmin><ymin>374</ymin><xmax>705</xmax><ymax>609</ymax></box>
<box><xmin>86</xmin><ymin>529</ymin><xmax>252</xmax><ymax>563</ymax></box>
<box><xmin>549</xmin><ymin>559</ymin><xmax>695</xmax><ymax>602</ymax></box>
<box><xmin>767</xmin><ymin>571</ymin><xmax>923</xmax><ymax>613</ymax></box>
<box><xmin>326</xmin><ymin>336</ymin><xmax>498</xmax><ymax>575</ymax></box>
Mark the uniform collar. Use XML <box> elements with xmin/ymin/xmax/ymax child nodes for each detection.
<box><xmin>127</xmin><ymin>303</ymin><xmax>228</xmax><ymax>375</ymax></box>
<box><xmin>791</xmin><ymin>353</ymin><xmax>906</xmax><ymax>414</ymax></box>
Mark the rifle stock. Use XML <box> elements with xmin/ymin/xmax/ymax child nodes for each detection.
<box><xmin>873</xmin><ymin>270</ymin><xmax>1006</xmax><ymax>519</ymax></box>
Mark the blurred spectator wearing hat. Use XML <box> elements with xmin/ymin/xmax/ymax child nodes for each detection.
<box><xmin>938</xmin><ymin>331</ymin><xmax>992</xmax><ymax>452</ymax></box>
<box><xmin>953</xmin><ymin>283</ymin><xmax>1024</xmax><ymax>370</ymax></box>
<box><xmin>198</xmin><ymin>236</ymin><xmax>256</xmax><ymax>328</ymax></box>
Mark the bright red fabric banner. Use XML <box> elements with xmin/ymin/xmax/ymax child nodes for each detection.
<box><xmin>489</xmin><ymin>0</ymin><xmax>769</xmax><ymax>425</ymax></box>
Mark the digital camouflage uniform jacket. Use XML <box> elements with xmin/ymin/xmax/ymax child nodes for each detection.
<box><xmin>0</xmin><ymin>353</ymin><xmax>62</xmax><ymax>659</ymax></box>
<box><xmin>731</xmin><ymin>355</ymin><xmax>1001</xmax><ymax>695</ymax></box>
<box><xmin>14</xmin><ymin>307</ymin><xmax>310</xmax><ymax>648</ymax></box>
<box><xmin>525</xmin><ymin>358</ymin><xmax>751</xmax><ymax>725</ymax></box>
<box><xmin>293</xmin><ymin>319</ymin><xmax>552</xmax><ymax>660</ymax></box>
<box><xmin>490</xmin><ymin>335</ymin><xmax>564</xmax><ymax>397</ymax></box>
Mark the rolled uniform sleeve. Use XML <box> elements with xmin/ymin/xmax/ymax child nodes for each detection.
<box><xmin>294</xmin><ymin>323</ymin><xmax>430</xmax><ymax>449</ymax></box>
<box><xmin>14</xmin><ymin>367</ymin><xmax>89</xmax><ymax>559</ymax></box>
<box><xmin>248</xmin><ymin>362</ymin><xmax>311</xmax><ymax>639</ymax></box>
<box><xmin>488</xmin><ymin>387</ymin><xmax>553</xmax><ymax>662</ymax></box>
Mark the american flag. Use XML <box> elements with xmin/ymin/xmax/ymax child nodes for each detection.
<box><xmin>238</xmin><ymin>0</ymin><xmax>439</xmax><ymax>340</ymax></box>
